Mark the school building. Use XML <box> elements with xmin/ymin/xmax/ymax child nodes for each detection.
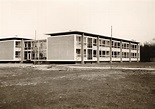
<box><xmin>0</xmin><ymin>31</ymin><xmax>140</xmax><ymax>63</ymax></box>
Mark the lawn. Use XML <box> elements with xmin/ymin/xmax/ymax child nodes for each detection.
<box><xmin>0</xmin><ymin>64</ymin><xmax>155</xmax><ymax>109</ymax></box>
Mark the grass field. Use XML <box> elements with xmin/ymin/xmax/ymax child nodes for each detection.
<box><xmin>0</xmin><ymin>63</ymin><xmax>155</xmax><ymax>109</ymax></box>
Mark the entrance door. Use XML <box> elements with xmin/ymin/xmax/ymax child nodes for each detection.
<box><xmin>24</xmin><ymin>51</ymin><xmax>31</xmax><ymax>61</ymax></box>
<box><xmin>27</xmin><ymin>52</ymin><xmax>31</xmax><ymax>60</ymax></box>
<box><xmin>87</xmin><ymin>49</ymin><xmax>92</xmax><ymax>60</ymax></box>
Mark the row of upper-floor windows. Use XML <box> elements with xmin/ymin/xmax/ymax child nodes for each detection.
<box><xmin>76</xmin><ymin>49</ymin><xmax>139</xmax><ymax>58</ymax></box>
<box><xmin>24</xmin><ymin>40</ymin><xmax>46</xmax><ymax>50</ymax></box>
<box><xmin>76</xmin><ymin>36</ymin><xmax>138</xmax><ymax>50</ymax></box>
<box><xmin>14</xmin><ymin>40</ymin><xmax>46</xmax><ymax>50</ymax></box>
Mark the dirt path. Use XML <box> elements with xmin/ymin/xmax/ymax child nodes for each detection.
<box><xmin>0</xmin><ymin>63</ymin><xmax>155</xmax><ymax>71</ymax></box>
<box><xmin>57</xmin><ymin>65</ymin><xmax>155</xmax><ymax>71</ymax></box>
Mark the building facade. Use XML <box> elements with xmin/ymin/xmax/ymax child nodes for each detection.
<box><xmin>0</xmin><ymin>31</ymin><xmax>140</xmax><ymax>63</ymax></box>
<box><xmin>0</xmin><ymin>37</ymin><xmax>30</xmax><ymax>62</ymax></box>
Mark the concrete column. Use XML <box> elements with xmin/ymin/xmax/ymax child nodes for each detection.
<box><xmin>110</xmin><ymin>39</ymin><xmax>112</xmax><ymax>63</ymax></box>
<box><xmin>21</xmin><ymin>39</ymin><xmax>24</xmax><ymax>63</ymax></box>
<box><xmin>137</xmin><ymin>43</ymin><xmax>140</xmax><ymax>62</ymax></box>
<box><xmin>120</xmin><ymin>40</ymin><xmax>122</xmax><ymax>63</ymax></box>
<box><xmin>97</xmin><ymin>36</ymin><xmax>100</xmax><ymax>64</ymax></box>
<box><xmin>129</xmin><ymin>42</ymin><xmax>131</xmax><ymax>62</ymax></box>
<box><xmin>37</xmin><ymin>41</ymin><xmax>40</xmax><ymax>60</ymax></box>
<box><xmin>81</xmin><ymin>33</ymin><xmax>84</xmax><ymax>64</ymax></box>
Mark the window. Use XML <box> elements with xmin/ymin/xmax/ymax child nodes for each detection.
<box><xmin>15</xmin><ymin>41</ymin><xmax>21</xmax><ymax>48</ymax></box>
<box><xmin>126</xmin><ymin>44</ymin><xmax>129</xmax><ymax>49</ymax></box>
<box><xmin>93</xmin><ymin>50</ymin><xmax>97</xmax><ymax>57</ymax></box>
<box><xmin>24</xmin><ymin>41</ymin><xmax>31</xmax><ymax>50</ymax></box>
<box><xmin>106</xmin><ymin>40</ymin><xmax>110</xmax><ymax>47</ymax></box>
<box><xmin>112</xmin><ymin>41</ymin><xmax>114</xmax><ymax>48</ymax></box>
<box><xmin>122</xmin><ymin>43</ymin><xmax>129</xmax><ymax>49</ymax></box>
<box><xmin>76</xmin><ymin>36</ymin><xmax>81</xmax><ymax>44</ymax></box>
<box><xmin>76</xmin><ymin>49</ymin><xmax>86</xmax><ymax>57</ymax></box>
<box><xmin>99</xmin><ymin>40</ymin><xmax>102</xmax><ymax>46</ymax></box>
<box><xmin>99</xmin><ymin>39</ymin><xmax>110</xmax><ymax>47</ymax></box>
<box><xmin>131</xmin><ymin>53</ymin><xmax>137</xmax><ymax>58</ymax></box>
<box><xmin>112</xmin><ymin>51</ymin><xmax>120</xmax><ymax>58</ymax></box>
<box><xmin>76</xmin><ymin>49</ymin><xmax>81</xmax><ymax>57</ymax></box>
<box><xmin>84</xmin><ymin>37</ymin><xmax>86</xmax><ymax>45</ymax></box>
<box><xmin>93</xmin><ymin>39</ymin><xmax>97</xmax><ymax>46</ymax></box>
<box><xmin>88</xmin><ymin>49</ymin><xmax>92</xmax><ymax>60</ymax></box>
<box><xmin>15</xmin><ymin>51</ymin><xmax>21</xmax><ymax>58</ymax></box>
<box><xmin>118</xmin><ymin>43</ymin><xmax>120</xmax><ymax>48</ymax></box>
<box><xmin>87</xmin><ymin>38</ymin><xmax>92</xmax><ymax>48</ymax></box>
<box><xmin>135</xmin><ymin>45</ymin><xmax>137</xmax><ymax>50</ymax></box>
<box><xmin>113</xmin><ymin>42</ymin><xmax>120</xmax><ymax>48</ymax></box>
<box><xmin>99</xmin><ymin>50</ymin><xmax>109</xmax><ymax>57</ymax></box>
<box><xmin>131</xmin><ymin>44</ymin><xmax>137</xmax><ymax>50</ymax></box>
<box><xmin>99</xmin><ymin>40</ymin><xmax>104</xmax><ymax>47</ymax></box>
<box><xmin>122</xmin><ymin>52</ymin><xmax>129</xmax><ymax>58</ymax></box>
<box><xmin>99</xmin><ymin>50</ymin><xmax>102</xmax><ymax>57</ymax></box>
<box><xmin>24</xmin><ymin>51</ymin><xmax>31</xmax><ymax>60</ymax></box>
<box><xmin>122</xmin><ymin>52</ymin><xmax>125</xmax><ymax>58</ymax></box>
<box><xmin>106</xmin><ymin>51</ymin><xmax>110</xmax><ymax>57</ymax></box>
<box><xmin>84</xmin><ymin>49</ymin><xmax>86</xmax><ymax>57</ymax></box>
<box><xmin>102</xmin><ymin>40</ymin><xmax>105</xmax><ymax>47</ymax></box>
<box><xmin>102</xmin><ymin>51</ymin><xmax>105</xmax><ymax>56</ymax></box>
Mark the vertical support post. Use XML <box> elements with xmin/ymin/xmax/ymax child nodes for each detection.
<box><xmin>81</xmin><ymin>33</ymin><xmax>84</xmax><ymax>64</ymax></box>
<box><xmin>120</xmin><ymin>40</ymin><xmax>122</xmax><ymax>63</ymax></box>
<box><xmin>110</xmin><ymin>26</ymin><xmax>112</xmax><ymax>64</ymax></box>
<box><xmin>21</xmin><ymin>39</ymin><xmax>24</xmax><ymax>63</ymax></box>
<box><xmin>97</xmin><ymin>36</ymin><xmax>100</xmax><ymax>64</ymax></box>
<box><xmin>37</xmin><ymin>40</ymin><xmax>39</xmax><ymax>60</ymax></box>
<box><xmin>129</xmin><ymin>42</ymin><xmax>131</xmax><ymax>62</ymax></box>
<box><xmin>34</xmin><ymin>30</ymin><xmax>37</xmax><ymax>64</ymax></box>
<box><xmin>137</xmin><ymin>43</ymin><xmax>140</xmax><ymax>62</ymax></box>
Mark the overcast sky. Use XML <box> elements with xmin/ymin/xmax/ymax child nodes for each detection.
<box><xmin>0</xmin><ymin>0</ymin><xmax>155</xmax><ymax>43</ymax></box>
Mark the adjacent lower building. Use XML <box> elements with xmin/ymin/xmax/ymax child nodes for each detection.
<box><xmin>0</xmin><ymin>31</ymin><xmax>140</xmax><ymax>63</ymax></box>
<box><xmin>0</xmin><ymin>37</ymin><xmax>31</xmax><ymax>62</ymax></box>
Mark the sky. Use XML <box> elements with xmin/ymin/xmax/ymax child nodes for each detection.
<box><xmin>0</xmin><ymin>0</ymin><xmax>155</xmax><ymax>44</ymax></box>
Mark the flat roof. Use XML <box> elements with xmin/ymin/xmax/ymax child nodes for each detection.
<box><xmin>0</xmin><ymin>37</ymin><xmax>32</xmax><ymax>41</ymax></box>
<box><xmin>46</xmin><ymin>31</ymin><xmax>139</xmax><ymax>44</ymax></box>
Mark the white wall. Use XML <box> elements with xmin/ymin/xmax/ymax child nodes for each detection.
<box><xmin>47</xmin><ymin>35</ymin><xmax>75</xmax><ymax>61</ymax></box>
<box><xmin>0</xmin><ymin>41</ymin><xmax>14</xmax><ymax>61</ymax></box>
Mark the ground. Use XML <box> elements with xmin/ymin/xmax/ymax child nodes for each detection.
<box><xmin>0</xmin><ymin>63</ymin><xmax>155</xmax><ymax>109</ymax></box>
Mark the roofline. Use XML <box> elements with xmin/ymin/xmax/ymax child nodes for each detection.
<box><xmin>0</xmin><ymin>37</ymin><xmax>32</xmax><ymax>41</ymax></box>
<box><xmin>45</xmin><ymin>31</ymin><xmax>139</xmax><ymax>44</ymax></box>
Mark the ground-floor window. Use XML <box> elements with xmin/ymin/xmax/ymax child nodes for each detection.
<box><xmin>131</xmin><ymin>53</ymin><xmax>137</xmax><ymax>58</ymax></box>
<box><xmin>99</xmin><ymin>50</ymin><xmax>110</xmax><ymax>57</ymax></box>
<box><xmin>122</xmin><ymin>52</ymin><xmax>129</xmax><ymax>58</ymax></box>
<box><xmin>84</xmin><ymin>49</ymin><xmax>86</xmax><ymax>57</ymax></box>
<box><xmin>76</xmin><ymin>49</ymin><xmax>86</xmax><ymax>57</ymax></box>
<box><xmin>15</xmin><ymin>51</ymin><xmax>21</xmax><ymax>58</ymax></box>
<box><xmin>93</xmin><ymin>50</ymin><xmax>97</xmax><ymax>57</ymax></box>
<box><xmin>112</xmin><ymin>51</ymin><xmax>120</xmax><ymax>58</ymax></box>
<box><xmin>76</xmin><ymin>49</ymin><xmax>81</xmax><ymax>57</ymax></box>
<box><xmin>87</xmin><ymin>49</ymin><xmax>92</xmax><ymax>60</ymax></box>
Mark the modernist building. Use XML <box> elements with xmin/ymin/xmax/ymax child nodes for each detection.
<box><xmin>0</xmin><ymin>31</ymin><xmax>140</xmax><ymax>63</ymax></box>
<box><xmin>0</xmin><ymin>37</ymin><xmax>31</xmax><ymax>62</ymax></box>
